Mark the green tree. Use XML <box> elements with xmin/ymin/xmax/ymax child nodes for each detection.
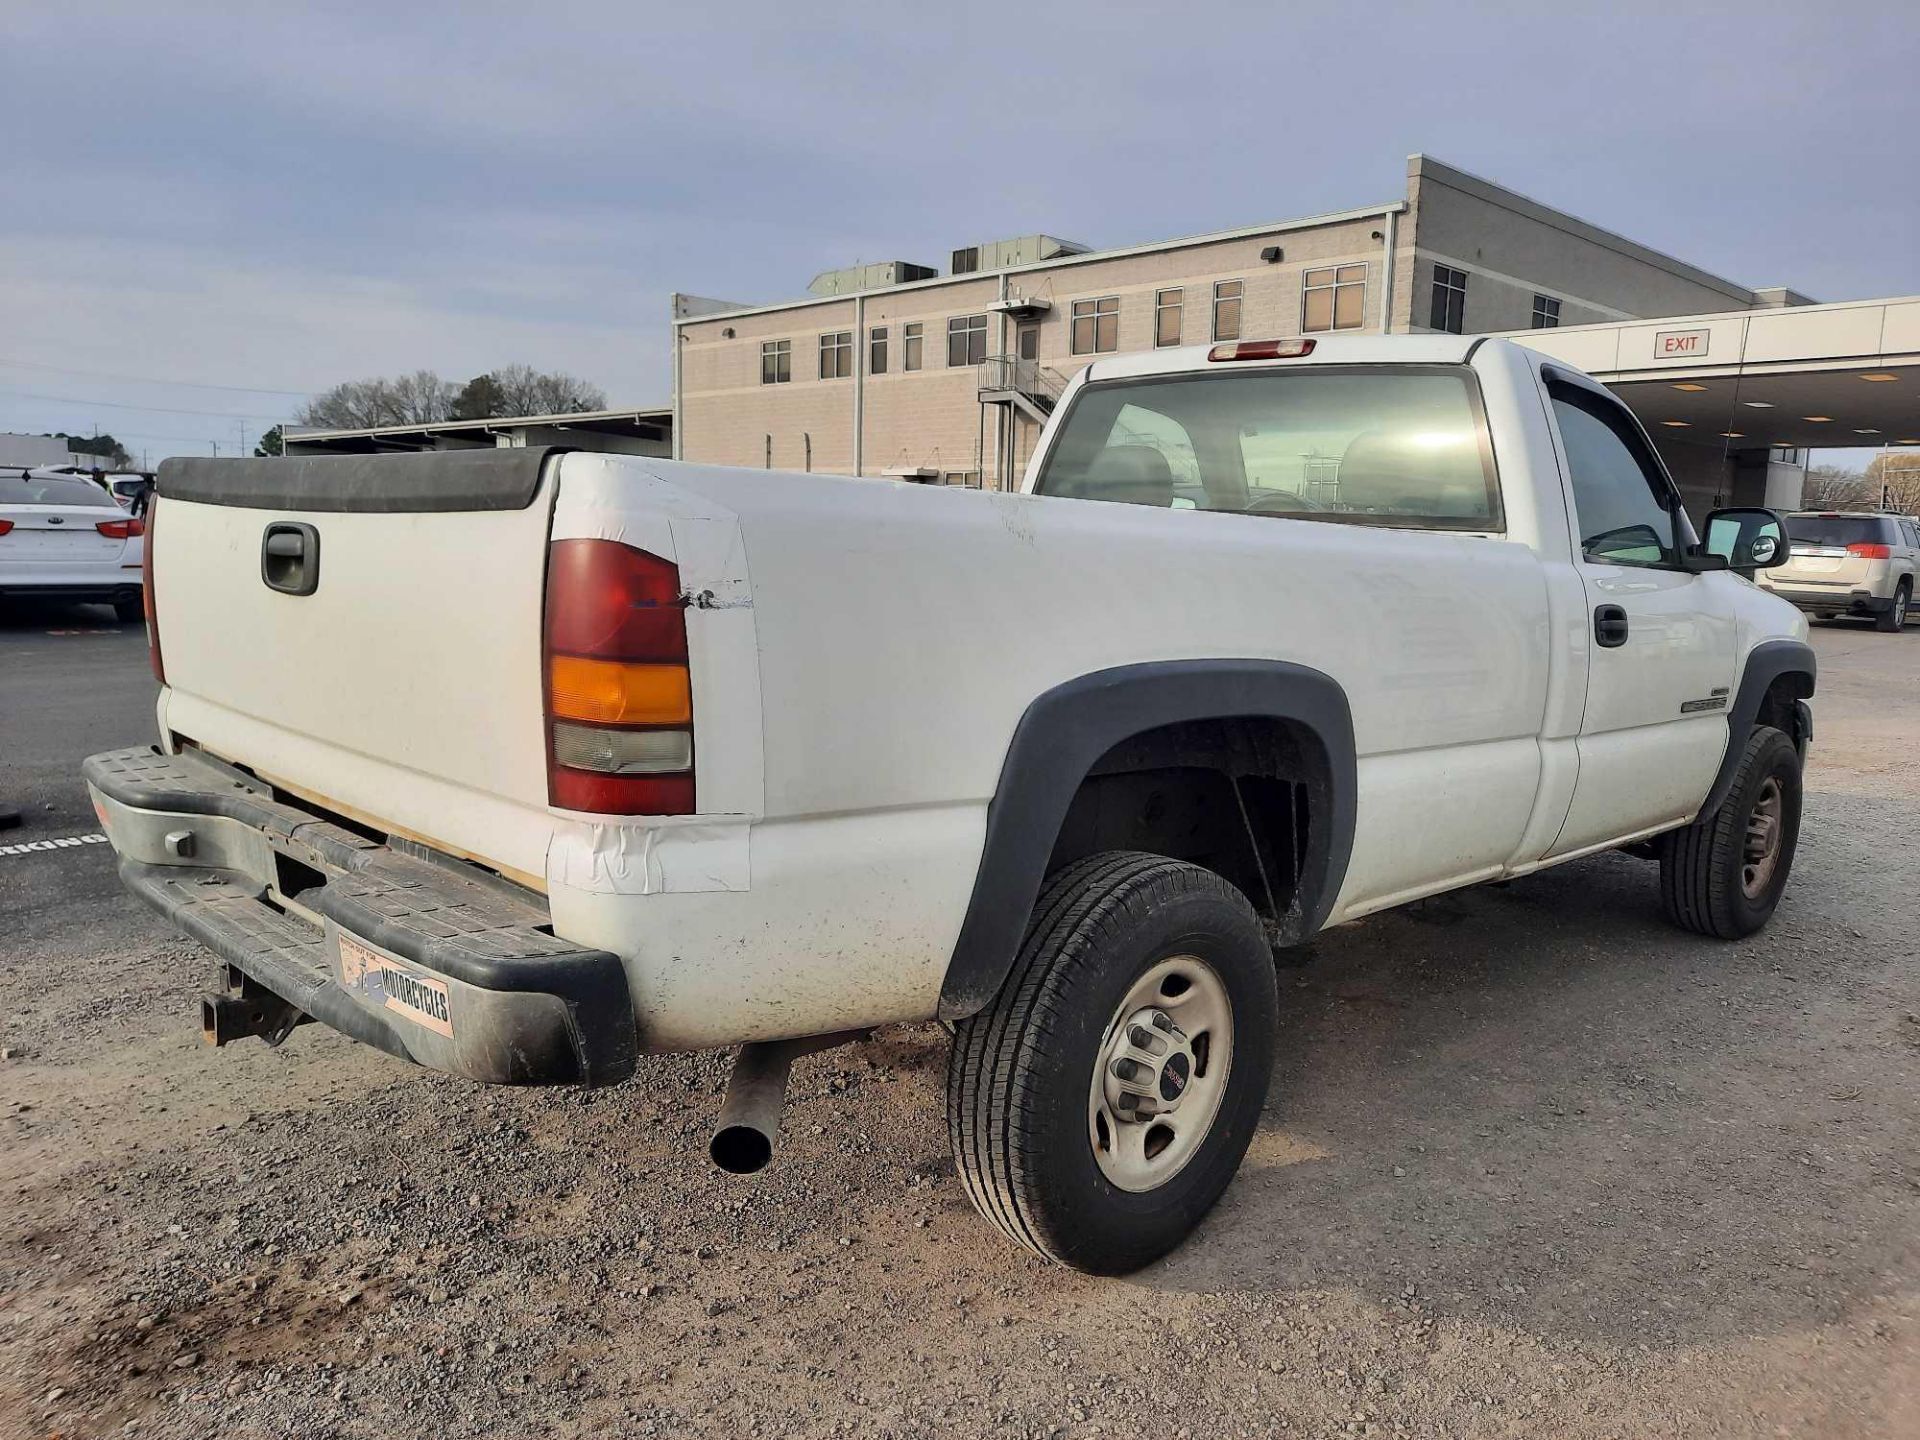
<box><xmin>255</xmin><ymin>425</ymin><xmax>285</xmax><ymax>458</ymax></box>
<box><xmin>451</xmin><ymin>372</ymin><xmax>509</xmax><ymax>420</ymax></box>
<box><xmin>56</xmin><ymin>431</ymin><xmax>132</xmax><ymax>468</ymax></box>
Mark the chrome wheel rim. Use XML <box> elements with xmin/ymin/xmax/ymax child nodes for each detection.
<box><xmin>1741</xmin><ymin>776</ymin><xmax>1784</xmax><ymax>900</ymax></box>
<box><xmin>1088</xmin><ymin>955</ymin><xmax>1234</xmax><ymax>1193</ymax></box>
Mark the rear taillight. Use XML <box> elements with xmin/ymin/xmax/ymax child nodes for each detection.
<box><xmin>543</xmin><ymin>538</ymin><xmax>694</xmax><ymax>815</ymax></box>
<box><xmin>143</xmin><ymin>499</ymin><xmax>163</xmax><ymax>683</ymax></box>
<box><xmin>0</xmin><ymin>519</ymin><xmax>13</xmax><ymax>536</ymax></box>
<box><xmin>1846</xmin><ymin>542</ymin><xmax>1891</xmax><ymax>559</ymax></box>
<box><xmin>96</xmin><ymin>518</ymin><xmax>145</xmax><ymax>539</ymax></box>
<box><xmin>1208</xmin><ymin>338</ymin><xmax>1315</xmax><ymax>362</ymax></box>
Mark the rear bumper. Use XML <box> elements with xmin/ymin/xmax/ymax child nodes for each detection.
<box><xmin>0</xmin><ymin>578</ymin><xmax>141</xmax><ymax>602</ymax></box>
<box><xmin>83</xmin><ymin>745</ymin><xmax>636</xmax><ymax>1087</ymax></box>
<box><xmin>1762</xmin><ymin>586</ymin><xmax>1894</xmax><ymax>616</ymax></box>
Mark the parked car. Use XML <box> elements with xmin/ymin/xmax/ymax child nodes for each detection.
<box><xmin>86</xmin><ymin>335</ymin><xmax>1815</xmax><ymax>1274</ymax></box>
<box><xmin>0</xmin><ymin>469</ymin><xmax>145</xmax><ymax>621</ymax></box>
<box><xmin>1758</xmin><ymin>511</ymin><xmax>1918</xmax><ymax>631</ymax></box>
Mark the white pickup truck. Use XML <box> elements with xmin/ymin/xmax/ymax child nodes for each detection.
<box><xmin>88</xmin><ymin>335</ymin><xmax>1815</xmax><ymax>1274</ymax></box>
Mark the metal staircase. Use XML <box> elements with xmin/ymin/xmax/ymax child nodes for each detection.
<box><xmin>977</xmin><ymin>355</ymin><xmax>1067</xmax><ymax>425</ymax></box>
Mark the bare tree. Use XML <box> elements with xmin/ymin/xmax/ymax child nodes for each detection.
<box><xmin>1800</xmin><ymin>464</ymin><xmax>1871</xmax><ymax>510</ymax></box>
<box><xmin>490</xmin><ymin>364</ymin><xmax>607</xmax><ymax>416</ymax></box>
<box><xmin>297</xmin><ymin>366</ymin><xmax>604</xmax><ymax>429</ymax></box>
<box><xmin>1865</xmin><ymin>453</ymin><xmax>1920</xmax><ymax>515</ymax></box>
<box><xmin>297</xmin><ymin>371</ymin><xmax>456</xmax><ymax>429</ymax></box>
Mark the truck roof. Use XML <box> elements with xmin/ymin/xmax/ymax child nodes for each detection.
<box><xmin>1081</xmin><ymin>332</ymin><xmax>1492</xmax><ymax>383</ymax></box>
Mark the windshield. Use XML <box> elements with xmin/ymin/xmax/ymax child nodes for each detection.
<box><xmin>1785</xmin><ymin>515</ymin><xmax>1891</xmax><ymax>547</ymax></box>
<box><xmin>1033</xmin><ymin>366</ymin><xmax>1500</xmax><ymax>531</ymax></box>
<box><xmin>0</xmin><ymin>475</ymin><xmax>113</xmax><ymax>507</ymax></box>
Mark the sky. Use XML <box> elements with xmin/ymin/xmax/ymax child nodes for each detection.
<box><xmin>3</xmin><ymin>1</ymin><xmax>1917</xmax><ymax>467</ymax></box>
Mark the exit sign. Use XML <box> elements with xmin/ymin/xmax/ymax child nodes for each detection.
<box><xmin>1655</xmin><ymin>327</ymin><xmax>1710</xmax><ymax>358</ymax></box>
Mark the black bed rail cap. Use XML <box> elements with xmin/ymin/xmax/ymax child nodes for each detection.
<box><xmin>155</xmin><ymin>446</ymin><xmax>565</xmax><ymax>513</ymax></box>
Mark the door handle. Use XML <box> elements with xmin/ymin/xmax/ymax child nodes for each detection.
<box><xmin>1594</xmin><ymin>604</ymin><xmax>1629</xmax><ymax>648</ymax></box>
<box><xmin>261</xmin><ymin>522</ymin><xmax>321</xmax><ymax>596</ymax></box>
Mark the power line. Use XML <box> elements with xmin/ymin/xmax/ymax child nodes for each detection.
<box><xmin>0</xmin><ymin>386</ymin><xmax>291</xmax><ymax>421</ymax></box>
<box><xmin>0</xmin><ymin>356</ymin><xmax>311</xmax><ymax>397</ymax></box>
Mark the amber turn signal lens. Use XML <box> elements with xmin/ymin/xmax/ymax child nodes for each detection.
<box><xmin>549</xmin><ymin>656</ymin><xmax>691</xmax><ymax>726</ymax></box>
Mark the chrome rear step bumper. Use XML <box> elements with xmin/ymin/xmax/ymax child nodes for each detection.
<box><xmin>83</xmin><ymin>745</ymin><xmax>636</xmax><ymax>1087</ymax></box>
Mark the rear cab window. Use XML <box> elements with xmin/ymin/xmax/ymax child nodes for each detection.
<box><xmin>1032</xmin><ymin>366</ymin><xmax>1502</xmax><ymax>531</ymax></box>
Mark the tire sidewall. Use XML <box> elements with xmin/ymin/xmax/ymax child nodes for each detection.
<box><xmin>1017</xmin><ymin>876</ymin><xmax>1276</xmax><ymax>1271</ymax></box>
<box><xmin>1715</xmin><ymin>728</ymin><xmax>1802</xmax><ymax>933</ymax></box>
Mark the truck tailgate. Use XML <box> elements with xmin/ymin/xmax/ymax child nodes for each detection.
<box><xmin>151</xmin><ymin>449</ymin><xmax>559</xmax><ymax>884</ymax></box>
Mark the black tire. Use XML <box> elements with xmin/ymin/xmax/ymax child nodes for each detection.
<box><xmin>1874</xmin><ymin>582</ymin><xmax>1909</xmax><ymax>633</ymax></box>
<box><xmin>1658</xmin><ymin>725</ymin><xmax>1801</xmax><ymax>939</ymax></box>
<box><xmin>946</xmin><ymin>851</ymin><xmax>1277</xmax><ymax>1274</ymax></box>
<box><xmin>113</xmin><ymin>595</ymin><xmax>144</xmax><ymax>625</ymax></box>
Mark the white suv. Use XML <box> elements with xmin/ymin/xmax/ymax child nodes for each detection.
<box><xmin>1760</xmin><ymin>511</ymin><xmax>1918</xmax><ymax>632</ymax></box>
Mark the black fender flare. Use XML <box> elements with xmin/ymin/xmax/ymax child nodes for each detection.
<box><xmin>937</xmin><ymin>659</ymin><xmax>1357</xmax><ymax>1021</ymax></box>
<box><xmin>1700</xmin><ymin>638</ymin><xmax>1816</xmax><ymax>817</ymax></box>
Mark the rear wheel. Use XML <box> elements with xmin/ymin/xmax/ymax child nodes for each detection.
<box><xmin>113</xmin><ymin>595</ymin><xmax>144</xmax><ymax>625</ymax></box>
<box><xmin>1874</xmin><ymin>582</ymin><xmax>1909</xmax><ymax>633</ymax></box>
<box><xmin>1658</xmin><ymin>725</ymin><xmax>1801</xmax><ymax>938</ymax></box>
<box><xmin>946</xmin><ymin>851</ymin><xmax>1277</xmax><ymax>1275</ymax></box>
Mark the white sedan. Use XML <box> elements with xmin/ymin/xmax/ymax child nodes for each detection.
<box><xmin>0</xmin><ymin>469</ymin><xmax>145</xmax><ymax>622</ymax></box>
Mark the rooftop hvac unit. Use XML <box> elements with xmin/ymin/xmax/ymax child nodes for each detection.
<box><xmin>949</xmin><ymin>235</ymin><xmax>1092</xmax><ymax>276</ymax></box>
<box><xmin>806</xmin><ymin>261</ymin><xmax>938</xmax><ymax>297</ymax></box>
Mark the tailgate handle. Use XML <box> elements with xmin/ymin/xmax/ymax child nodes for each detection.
<box><xmin>261</xmin><ymin>522</ymin><xmax>320</xmax><ymax>596</ymax></box>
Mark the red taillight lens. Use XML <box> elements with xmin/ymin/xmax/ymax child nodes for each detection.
<box><xmin>544</xmin><ymin>538</ymin><xmax>693</xmax><ymax>816</ymax></box>
<box><xmin>1208</xmin><ymin>338</ymin><xmax>1315</xmax><ymax>362</ymax></box>
<box><xmin>0</xmin><ymin>519</ymin><xmax>13</xmax><ymax>536</ymax></box>
<box><xmin>96</xmin><ymin>518</ymin><xmax>145</xmax><ymax>539</ymax></box>
<box><xmin>1846</xmin><ymin>542</ymin><xmax>1891</xmax><ymax>559</ymax></box>
<box><xmin>143</xmin><ymin>499</ymin><xmax>163</xmax><ymax>683</ymax></box>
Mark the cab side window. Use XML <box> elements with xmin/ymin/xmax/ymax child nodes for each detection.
<box><xmin>1550</xmin><ymin>385</ymin><xmax>1680</xmax><ymax>569</ymax></box>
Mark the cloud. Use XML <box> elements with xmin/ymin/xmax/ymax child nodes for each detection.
<box><xmin>4</xmin><ymin>0</ymin><xmax>1916</xmax><ymax>460</ymax></box>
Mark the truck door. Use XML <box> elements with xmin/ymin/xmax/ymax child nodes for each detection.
<box><xmin>1544</xmin><ymin>376</ymin><xmax>1738</xmax><ymax>856</ymax></box>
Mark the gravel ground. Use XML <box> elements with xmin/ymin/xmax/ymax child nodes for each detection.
<box><xmin>2</xmin><ymin>616</ymin><xmax>1917</xmax><ymax>1438</ymax></box>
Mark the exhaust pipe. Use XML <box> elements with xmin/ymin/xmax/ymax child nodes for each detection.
<box><xmin>709</xmin><ymin>1029</ymin><xmax>868</xmax><ymax>1175</ymax></box>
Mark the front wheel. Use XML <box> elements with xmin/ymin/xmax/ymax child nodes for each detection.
<box><xmin>1658</xmin><ymin>725</ymin><xmax>1802</xmax><ymax>938</ymax></box>
<box><xmin>946</xmin><ymin>851</ymin><xmax>1277</xmax><ymax>1275</ymax></box>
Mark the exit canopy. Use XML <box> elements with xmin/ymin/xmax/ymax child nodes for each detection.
<box><xmin>1508</xmin><ymin>295</ymin><xmax>1920</xmax><ymax>452</ymax></box>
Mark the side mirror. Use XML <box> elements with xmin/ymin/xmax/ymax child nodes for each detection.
<box><xmin>1704</xmin><ymin>507</ymin><xmax>1791</xmax><ymax>574</ymax></box>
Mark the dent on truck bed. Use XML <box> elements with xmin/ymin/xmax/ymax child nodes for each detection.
<box><xmin>937</xmin><ymin>658</ymin><xmax>1357</xmax><ymax>1021</ymax></box>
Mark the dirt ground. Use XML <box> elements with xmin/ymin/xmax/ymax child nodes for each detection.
<box><xmin>2</xmin><ymin>617</ymin><xmax>1917</xmax><ymax>1439</ymax></box>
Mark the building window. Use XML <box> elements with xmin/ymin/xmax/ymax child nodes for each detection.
<box><xmin>947</xmin><ymin>314</ymin><xmax>988</xmax><ymax>367</ymax></box>
<box><xmin>1531</xmin><ymin>294</ymin><xmax>1561</xmax><ymax>329</ymax></box>
<box><xmin>1430</xmin><ymin>265</ymin><xmax>1467</xmax><ymax>334</ymax></box>
<box><xmin>1154</xmin><ymin>289</ymin><xmax>1183</xmax><ymax>348</ymax></box>
<box><xmin>1212</xmin><ymin>280</ymin><xmax>1243</xmax><ymax>342</ymax></box>
<box><xmin>1071</xmin><ymin>296</ymin><xmax>1120</xmax><ymax>355</ymax></box>
<box><xmin>903</xmin><ymin>322</ymin><xmax>923</xmax><ymax>371</ymax></box>
<box><xmin>818</xmin><ymin>331</ymin><xmax>853</xmax><ymax>380</ymax></box>
<box><xmin>951</xmin><ymin>247</ymin><xmax>980</xmax><ymax>276</ymax></box>
<box><xmin>759</xmin><ymin>339</ymin><xmax>791</xmax><ymax>385</ymax></box>
<box><xmin>869</xmin><ymin>326</ymin><xmax>888</xmax><ymax>375</ymax></box>
<box><xmin>1302</xmin><ymin>264</ymin><xmax>1368</xmax><ymax>332</ymax></box>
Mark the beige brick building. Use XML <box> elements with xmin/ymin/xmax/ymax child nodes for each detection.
<box><xmin>672</xmin><ymin>155</ymin><xmax>1803</xmax><ymax>488</ymax></box>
